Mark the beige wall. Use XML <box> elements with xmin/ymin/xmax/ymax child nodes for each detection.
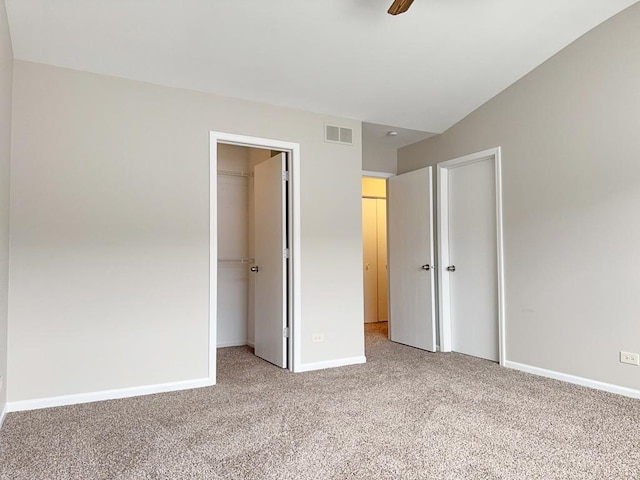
<box><xmin>0</xmin><ymin>0</ymin><xmax>12</xmax><ymax>416</ymax></box>
<box><xmin>8</xmin><ymin>61</ymin><xmax>364</xmax><ymax>402</ymax></box>
<box><xmin>398</xmin><ymin>3</ymin><xmax>640</xmax><ymax>390</ymax></box>
<box><xmin>363</xmin><ymin>142</ymin><xmax>396</xmax><ymax>174</ymax></box>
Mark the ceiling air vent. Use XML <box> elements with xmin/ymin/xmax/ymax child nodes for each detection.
<box><xmin>325</xmin><ymin>124</ymin><xmax>353</xmax><ymax>146</ymax></box>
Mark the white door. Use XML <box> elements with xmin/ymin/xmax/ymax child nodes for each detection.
<box><xmin>362</xmin><ymin>198</ymin><xmax>378</xmax><ymax>323</ymax></box>
<box><xmin>253</xmin><ymin>153</ymin><xmax>287</xmax><ymax>368</ymax></box>
<box><xmin>388</xmin><ymin>167</ymin><xmax>437</xmax><ymax>351</ymax></box>
<box><xmin>446</xmin><ymin>158</ymin><xmax>499</xmax><ymax>361</ymax></box>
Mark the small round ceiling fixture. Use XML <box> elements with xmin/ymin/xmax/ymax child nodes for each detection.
<box><xmin>387</xmin><ymin>131</ymin><xmax>399</xmax><ymax>136</ymax></box>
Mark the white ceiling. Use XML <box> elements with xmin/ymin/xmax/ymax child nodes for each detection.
<box><xmin>5</xmin><ymin>0</ymin><xmax>638</xmax><ymax>133</ymax></box>
<box><xmin>363</xmin><ymin>122</ymin><xmax>436</xmax><ymax>150</ymax></box>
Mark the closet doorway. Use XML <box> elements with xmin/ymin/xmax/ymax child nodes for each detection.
<box><xmin>210</xmin><ymin>132</ymin><xmax>301</xmax><ymax>383</ymax></box>
<box><xmin>362</xmin><ymin>175</ymin><xmax>389</xmax><ymax>325</ymax></box>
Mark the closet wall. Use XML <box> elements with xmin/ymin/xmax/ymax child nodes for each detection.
<box><xmin>217</xmin><ymin>144</ymin><xmax>271</xmax><ymax>347</ymax></box>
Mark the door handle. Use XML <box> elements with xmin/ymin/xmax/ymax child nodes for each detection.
<box><xmin>446</xmin><ymin>265</ymin><xmax>456</xmax><ymax>272</ymax></box>
<box><xmin>421</xmin><ymin>264</ymin><xmax>430</xmax><ymax>271</ymax></box>
<box><xmin>250</xmin><ymin>266</ymin><xmax>259</xmax><ymax>273</ymax></box>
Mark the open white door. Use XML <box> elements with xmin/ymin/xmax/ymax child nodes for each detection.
<box><xmin>252</xmin><ymin>153</ymin><xmax>287</xmax><ymax>368</ymax></box>
<box><xmin>388</xmin><ymin>167</ymin><xmax>437</xmax><ymax>351</ymax></box>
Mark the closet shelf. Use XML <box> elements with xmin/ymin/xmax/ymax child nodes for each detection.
<box><xmin>217</xmin><ymin>169</ymin><xmax>253</xmax><ymax>178</ymax></box>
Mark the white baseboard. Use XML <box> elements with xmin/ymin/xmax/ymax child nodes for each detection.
<box><xmin>505</xmin><ymin>361</ymin><xmax>640</xmax><ymax>399</ymax></box>
<box><xmin>7</xmin><ymin>377</ymin><xmax>215</xmax><ymax>413</ymax></box>
<box><xmin>217</xmin><ymin>341</ymin><xmax>248</xmax><ymax>348</ymax></box>
<box><xmin>295</xmin><ymin>356</ymin><xmax>366</xmax><ymax>373</ymax></box>
<box><xmin>0</xmin><ymin>403</ymin><xmax>6</xmax><ymax>429</ymax></box>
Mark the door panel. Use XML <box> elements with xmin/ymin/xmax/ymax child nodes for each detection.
<box><xmin>362</xmin><ymin>198</ymin><xmax>378</xmax><ymax>323</ymax></box>
<box><xmin>448</xmin><ymin>159</ymin><xmax>498</xmax><ymax>361</ymax></box>
<box><xmin>376</xmin><ymin>199</ymin><xmax>388</xmax><ymax>322</ymax></box>
<box><xmin>388</xmin><ymin>167</ymin><xmax>437</xmax><ymax>351</ymax></box>
<box><xmin>253</xmin><ymin>153</ymin><xmax>287</xmax><ymax>368</ymax></box>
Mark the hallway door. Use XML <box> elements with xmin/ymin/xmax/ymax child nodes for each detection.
<box><xmin>388</xmin><ymin>167</ymin><xmax>437</xmax><ymax>351</ymax></box>
<box><xmin>442</xmin><ymin>158</ymin><xmax>499</xmax><ymax>361</ymax></box>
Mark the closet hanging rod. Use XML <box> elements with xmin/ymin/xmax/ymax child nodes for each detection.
<box><xmin>217</xmin><ymin>169</ymin><xmax>253</xmax><ymax>178</ymax></box>
<box><xmin>218</xmin><ymin>258</ymin><xmax>255</xmax><ymax>265</ymax></box>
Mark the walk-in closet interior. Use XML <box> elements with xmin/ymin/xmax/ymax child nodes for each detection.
<box><xmin>217</xmin><ymin>144</ymin><xmax>273</xmax><ymax>349</ymax></box>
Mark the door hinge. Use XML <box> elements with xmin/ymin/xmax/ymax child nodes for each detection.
<box><xmin>283</xmin><ymin>327</ymin><xmax>290</xmax><ymax>338</ymax></box>
<box><xmin>282</xmin><ymin>170</ymin><xmax>290</xmax><ymax>182</ymax></box>
<box><xmin>283</xmin><ymin>248</ymin><xmax>290</xmax><ymax>259</ymax></box>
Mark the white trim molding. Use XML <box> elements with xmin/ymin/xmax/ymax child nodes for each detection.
<box><xmin>362</xmin><ymin>170</ymin><xmax>395</xmax><ymax>178</ymax></box>
<box><xmin>437</xmin><ymin>147</ymin><xmax>506</xmax><ymax>366</ymax></box>
<box><xmin>7</xmin><ymin>377</ymin><xmax>214</xmax><ymax>413</ymax></box>
<box><xmin>505</xmin><ymin>361</ymin><xmax>640</xmax><ymax>399</ymax></box>
<box><xmin>216</xmin><ymin>341</ymin><xmax>249</xmax><ymax>348</ymax></box>
<box><xmin>0</xmin><ymin>404</ymin><xmax>7</xmax><ymax>429</ymax></box>
<box><xmin>210</xmin><ymin>131</ymin><xmax>302</xmax><ymax>379</ymax></box>
<box><xmin>295</xmin><ymin>356</ymin><xmax>366</xmax><ymax>373</ymax></box>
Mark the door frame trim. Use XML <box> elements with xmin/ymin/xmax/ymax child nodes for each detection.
<box><xmin>209</xmin><ymin>131</ymin><xmax>302</xmax><ymax>383</ymax></box>
<box><xmin>362</xmin><ymin>170</ymin><xmax>394</xmax><ymax>179</ymax></box>
<box><xmin>436</xmin><ymin>147</ymin><xmax>506</xmax><ymax>365</ymax></box>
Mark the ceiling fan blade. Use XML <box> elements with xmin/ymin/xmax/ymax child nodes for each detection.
<box><xmin>388</xmin><ymin>0</ymin><xmax>415</xmax><ymax>15</ymax></box>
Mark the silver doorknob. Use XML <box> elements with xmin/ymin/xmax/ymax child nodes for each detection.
<box><xmin>250</xmin><ymin>266</ymin><xmax>259</xmax><ymax>273</ymax></box>
<box><xmin>446</xmin><ymin>265</ymin><xmax>456</xmax><ymax>272</ymax></box>
<box><xmin>421</xmin><ymin>264</ymin><xmax>430</xmax><ymax>271</ymax></box>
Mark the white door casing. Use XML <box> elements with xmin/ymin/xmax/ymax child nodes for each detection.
<box><xmin>437</xmin><ymin>147</ymin><xmax>506</xmax><ymax>365</ymax></box>
<box><xmin>388</xmin><ymin>167</ymin><xmax>437</xmax><ymax>351</ymax></box>
<box><xmin>210</xmin><ymin>131</ymin><xmax>301</xmax><ymax>384</ymax></box>
<box><xmin>253</xmin><ymin>153</ymin><xmax>288</xmax><ymax>368</ymax></box>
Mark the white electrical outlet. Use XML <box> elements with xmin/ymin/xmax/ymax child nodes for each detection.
<box><xmin>312</xmin><ymin>333</ymin><xmax>324</xmax><ymax>343</ymax></box>
<box><xmin>620</xmin><ymin>351</ymin><xmax>640</xmax><ymax>366</ymax></box>
<box><xmin>0</xmin><ymin>375</ymin><xmax>3</xmax><ymax>390</ymax></box>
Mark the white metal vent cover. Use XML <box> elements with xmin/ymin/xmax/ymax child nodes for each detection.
<box><xmin>325</xmin><ymin>124</ymin><xmax>353</xmax><ymax>145</ymax></box>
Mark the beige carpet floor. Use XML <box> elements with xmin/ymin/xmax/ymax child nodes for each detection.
<box><xmin>1</xmin><ymin>322</ymin><xmax>639</xmax><ymax>479</ymax></box>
